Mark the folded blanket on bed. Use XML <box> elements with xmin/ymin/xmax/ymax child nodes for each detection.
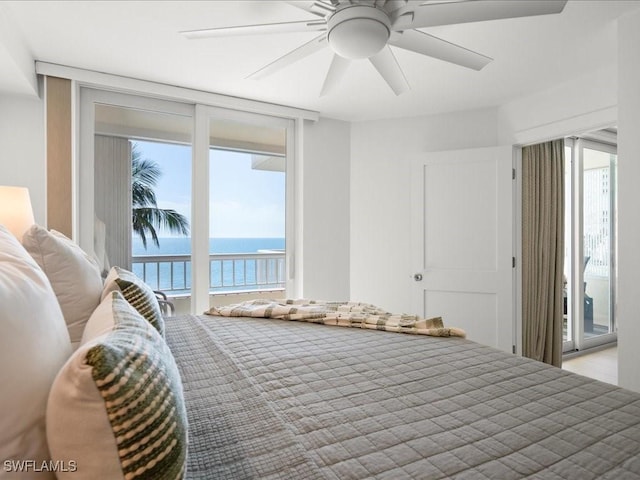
<box><xmin>206</xmin><ymin>299</ymin><xmax>466</xmax><ymax>338</ymax></box>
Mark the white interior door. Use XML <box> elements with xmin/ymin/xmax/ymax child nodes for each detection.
<box><xmin>411</xmin><ymin>146</ymin><xmax>514</xmax><ymax>352</ymax></box>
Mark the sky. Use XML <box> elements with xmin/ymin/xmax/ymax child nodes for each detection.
<box><xmin>134</xmin><ymin>140</ymin><xmax>285</xmax><ymax>238</ymax></box>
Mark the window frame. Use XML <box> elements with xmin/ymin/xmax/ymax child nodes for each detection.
<box><xmin>78</xmin><ymin>87</ymin><xmax>298</xmax><ymax>314</ymax></box>
<box><xmin>563</xmin><ymin>137</ymin><xmax>618</xmax><ymax>353</ymax></box>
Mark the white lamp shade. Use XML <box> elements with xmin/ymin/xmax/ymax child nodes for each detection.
<box><xmin>0</xmin><ymin>186</ymin><xmax>35</xmax><ymax>240</ymax></box>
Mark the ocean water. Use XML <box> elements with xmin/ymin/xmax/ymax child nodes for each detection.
<box><xmin>131</xmin><ymin>237</ymin><xmax>285</xmax><ymax>293</ymax></box>
<box><xmin>132</xmin><ymin>237</ymin><xmax>285</xmax><ymax>256</ymax></box>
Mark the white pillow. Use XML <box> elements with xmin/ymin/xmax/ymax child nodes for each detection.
<box><xmin>79</xmin><ymin>289</ymin><xmax>118</xmax><ymax>345</ymax></box>
<box><xmin>22</xmin><ymin>225</ymin><xmax>103</xmax><ymax>346</ymax></box>
<box><xmin>0</xmin><ymin>225</ymin><xmax>72</xmax><ymax>478</ymax></box>
<box><xmin>47</xmin><ymin>291</ymin><xmax>188</xmax><ymax>479</ymax></box>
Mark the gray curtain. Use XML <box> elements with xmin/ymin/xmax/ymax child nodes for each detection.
<box><xmin>522</xmin><ymin>139</ymin><xmax>565</xmax><ymax>367</ymax></box>
<box><xmin>94</xmin><ymin>135</ymin><xmax>132</xmax><ymax>271</ymax></box>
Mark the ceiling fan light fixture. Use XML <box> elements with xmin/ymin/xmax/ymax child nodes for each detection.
<box><xmin>327</xmin><ymin>6</ymin><xmax>391</xmax><ymax>60</ymax></box>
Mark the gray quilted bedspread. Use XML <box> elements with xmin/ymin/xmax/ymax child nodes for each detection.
<box><xmin>164</xmin><ymin>314</ymin><xmax>640</xmax><ymax>479</ymax></box>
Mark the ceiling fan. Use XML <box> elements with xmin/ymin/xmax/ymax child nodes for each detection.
<box><xmin>181</xmin><ymin>0</ymin><xmax>568</xmax><ymax>96</ymax></box>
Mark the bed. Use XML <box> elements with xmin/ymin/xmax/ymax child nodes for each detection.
<box><xmin>167</xmin><ymin>313</ymin><xmax>640</xmax><ymax>479</ymax></box>
<box><xmin>2</xmin><ymin>223</ymin><xmax>640</xmax><ymax>480</ymax></box>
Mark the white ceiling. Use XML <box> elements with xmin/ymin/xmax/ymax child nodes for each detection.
<box><xmin>1</xmin><ymin>0</ymin><xmax>638</xmax><ymax>121</ymax></box>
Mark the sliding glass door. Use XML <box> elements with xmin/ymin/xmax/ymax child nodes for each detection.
<box><xmin>79</xmin><ymin>88</ymin><xmax>296</xmax><ymax>314</ymax></box>
<box><xmin>191</xmin><ymin>106</ymin><xmax>294</xmax><ymax>313</ymax></box>
<box><xmin>209</xmin><ymin>113</ymin><xmax>288</xmax><ymax>292</ymax></box>
<box><xmin>563</xmin><ymin>138</ymin><xmax>617</xmax><ymax>352</ymax></box>
<box><xmin>582</xmin><ymin>144</ymin><xmax>616</xmax><ymax>340</ymax></box>
<box><xmin>79</xmin><ymin>89</ymin><xmax>193</xmax><ymax>286</ymax></box>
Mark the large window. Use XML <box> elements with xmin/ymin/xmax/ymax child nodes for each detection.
<box><xmin>80</xmin><ymin>88</ymin><xmax>295</xmax><ymax>314</ymax></box>
<box><xmin>92</xmin><ymin>102</ymin><xmax>193</xmax><ymax>288</ymax></box>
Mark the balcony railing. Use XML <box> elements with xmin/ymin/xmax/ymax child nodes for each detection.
<box><xmin>131</xmin><ymin>251</ymin><xmax>286</xmax><ymax>295</ymax></box>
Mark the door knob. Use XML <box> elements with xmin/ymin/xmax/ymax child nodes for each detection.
<box><xmin>413</xmin><ymin>273</ymin><xmax>423</xmax><ymax>282</ymax></box>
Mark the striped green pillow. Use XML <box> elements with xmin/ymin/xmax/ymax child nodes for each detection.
<box><xmin>103</xmin><ymin>266</ymin><xmax>165</xmax><ymax>337</ymax></box>
<box><xmin>47</xmin><ymin>292</ymin><xmax>187</xmax><ymax>479</ymax></box>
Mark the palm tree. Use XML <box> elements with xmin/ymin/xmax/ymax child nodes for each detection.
<box><xmin>131</xmin><ymin>143</ymin><xmax>189</xmax><ymax>249</ymax></box>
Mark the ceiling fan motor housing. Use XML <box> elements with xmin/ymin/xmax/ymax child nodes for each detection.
<box><xmin>327</xmin><ymin>5</ymin><xmax>391</xmax><ymax>60</ymax></box>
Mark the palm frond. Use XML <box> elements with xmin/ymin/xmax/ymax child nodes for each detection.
<box><xmin>131</xmin><ymin>144</ymin><xmax>162</xmax><ymax>208</ymax></box>
<box><xmin>130</xmin><ymin>142</ymin><xmax>190</xmax><ymax>250</ymax></box>
<box><xmin>132</xmin><ymin>208</ymin><xmax>160</xmax><ymax>249</ymax></box>
<box><xmin>132</xmin><ymin>157</ymin><xmax>162</xmax><ymax>187</ymax></box>
<box><xmin>132</xmin><ymin>207</ymin><xmax>190</xmax><ymax>248</ymax></box>
<box><xmin>132</xmin><ymin>182</ymin><xmax>157</xmax><ymax>208</ymax></box>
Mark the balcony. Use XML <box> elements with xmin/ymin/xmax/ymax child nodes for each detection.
<box><xmin>131</xmin><ymin>251</ymin><xmax>286</xmax><ymax>295</ymax></box>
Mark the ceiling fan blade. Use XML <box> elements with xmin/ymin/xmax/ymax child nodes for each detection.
<box><xmin>393</xmin><ymin>0</ymin><xmax>568</xmax><ymax>30</ymax></box>
<box><xmin>384</xmin><ymin>0</ymin><xmax>410</xmax><ymax>13</ymax></box>
<box><xmin>248</xmin><ymin>34</ymin><xmax>328</xmax><ymax>80</ymax></box>
<box><xmin>389</xmin><ymin>29</ymin><xmax>491</xmax><ymax>70</ymax></box>
<box><xmin>368</xmin><ymin>46</ymin><xmax>410</xmax><ymax>95</ymax></box>
<box><xmin>320</xmin><ymin>54</ymin><xmax>350</xmax><ymax>96</ymax></box>
<box><xmin>285</xmin><ymin>1</ymin><xmax>335</xmax><ymax>17</ymax></box>
<box><xmin>181</xmin><ymin>19</ymin><xmax>326</xmax><ymax>39</ymax></box>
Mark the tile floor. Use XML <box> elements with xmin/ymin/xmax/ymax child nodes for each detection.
<box><xmin>562</xmin><ymin>345</ymin><xmax>618</xmax><ymax>386</ymax></box>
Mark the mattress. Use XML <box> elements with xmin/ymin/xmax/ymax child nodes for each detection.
<box><xmin>165</xmin><ymin>314</ymin><xmax>640</xmax><ymax>479</ymax></box>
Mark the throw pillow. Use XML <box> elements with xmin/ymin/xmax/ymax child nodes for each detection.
<box><xmin>22</xmin><ymin>224</ymin><xmax>103</xmax><ymax>347</ymax></box>
<box><xmin>47</xmin><ymin>291</ymin><xmax>187</xmax><ymax>479</ymax></box>
<box><xmin>102</xmin><ymin>266</ymin><xmax>165</xmax><ymax>336</ymax></box>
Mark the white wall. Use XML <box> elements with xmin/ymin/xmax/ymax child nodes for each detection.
<box><xmin>495</xmin><ymin>14</ymin><xmax>640</xmax><ymax>391</ymax></box>
<box><xmin>0</xmin><ymin>5</ymin><xmax>38</xmax><ymax>96</ymax></box>
<box><xmin>350</xmin><ymin>108</ymin><xmax>499</xmax><ymax>313</ymax></box>
<box><xmin>302</xmin><ymin>117</ymin><xmax>350</xmax><ymax>300</ymax></box>
<box><xmin>617</xmin><ymin>8</ymin><xmax>640</xmax><ymax>393</ymax></box>
<box><xmin>0</xmin><ymin>93</ymin><xmax>45</xmax><ymax>225</ymax></box>
<box><xmin>498</xmin><ymin>66</ymin><xmax>617</xmax><ymax>145</ymax></box>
